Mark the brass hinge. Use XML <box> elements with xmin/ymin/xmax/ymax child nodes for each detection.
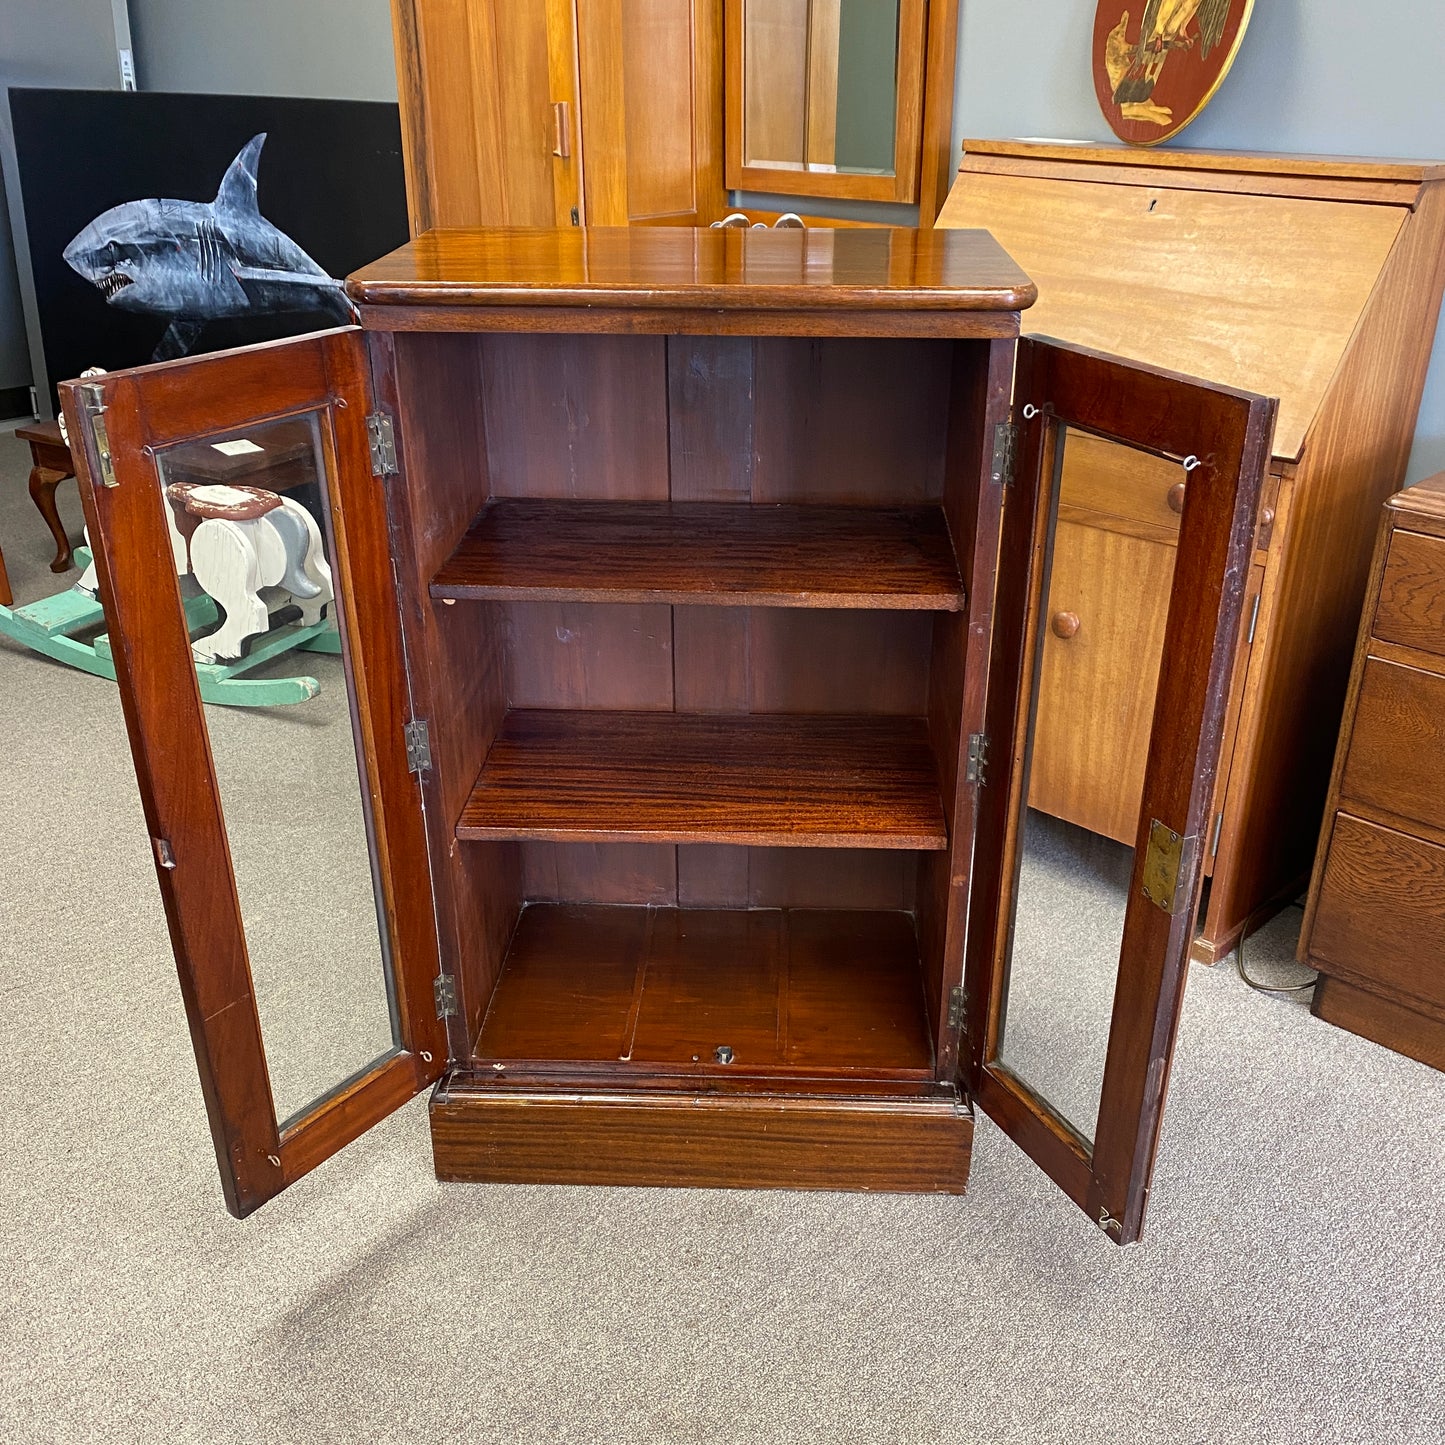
<box><xmin>434</xmin><ymin>973</ymin><xmax>458</xmax><ymax>1019</ymax></box>
<box><xmin>404</xmin><ymin>718</ymin><xmax>432</xmax><ymax>774</ymax></box>
<box><xmin>1246</xmin><ymin>591</ymin><xmax>1261</xmax><ymax>646</ymax></box>
<box><xmin>367</xmin><ymin>411</ymin><xmax>398</xmax><ymax>477</ymax></box>
<box><xmin>991</xmin><ymin>420</ymin><xmax>1018</xmax><ymax>489</ymax></box>
<box><xmin>1209</xmin><ymin>810</ymin><xmax>1225</xmax><ymax>859</ymax></box>
<box><xmin>1140</xmin><ymin>818</ymin><xmax>1200</xmax><ymax>915</ymax></box>
<box><xmin>966</xmin><ymin>732</ymin><xmax>989</xmax><ymax>786</ymax></box>
<box><xmin>947</xmin><ymin>985</ymin><xmax>967</xmax><ymax>1031</ymax></box>
<box><xmin>77</xmin><ymin>382</ymin><xmax>117</xmax><ymax>488</ymax></box>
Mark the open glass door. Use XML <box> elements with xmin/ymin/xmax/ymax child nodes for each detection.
<box><xmin>964</xmin><ymin>336</ymin><xmax>1276</xmax><ymax>1244</ymax></box>
<box><xmin>60</xmin><ymin>329</ymin><xmax>446</xmax><ymax>1218</ymax></box>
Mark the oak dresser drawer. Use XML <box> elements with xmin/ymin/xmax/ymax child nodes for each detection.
<box><xmin>1310</xmin><ymin>814</ymin><xmax>1445</xmax><ymax>1012</ymax></box>
<box><xmin>1373</xmin><ymin>529</ymin><xmax>1445</xmax><ymax>657</ymax></box>
<box><xmin>1339</xmin><ymin>657</ymin><xmax>1445</xmax><ymax>827</ymax></box>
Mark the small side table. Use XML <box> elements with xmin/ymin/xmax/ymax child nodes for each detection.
<box><xmin>16</xmin><ymin>420</ymin><xmax>78</xmax><ymax>574</ymax></box>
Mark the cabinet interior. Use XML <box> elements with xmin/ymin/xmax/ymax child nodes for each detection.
<box><xmin>387</xmin><ymin>328</ymin><xmax>996</xmax><ymax>1090</ymax></box>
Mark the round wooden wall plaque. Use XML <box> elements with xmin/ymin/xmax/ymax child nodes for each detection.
<box><xmin>1093</xmin><ymin>0</ymin><xmax>1255</xmax><ymax>146</ymax></box>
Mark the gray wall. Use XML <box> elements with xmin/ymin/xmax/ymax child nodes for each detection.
<box><xmin>953</xmin><ymin>0</ymin><xmax>1445</xmax><ymax>483</ymax></box>
<box><xmin>9</xmin><ymin>0</ymin><xmax>1445</xmax><ymax>476</ymax></box>
<box><xmin>127</xmin><ymin>0</ymin><xmax>398</xmax><ymax>101</ymax></box>
<box><xmin>0</xmin><ymin>0</ymin><xmax>125</xmax><ymax>395</ymax></box>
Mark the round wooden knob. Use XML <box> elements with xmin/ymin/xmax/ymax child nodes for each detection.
<box><xmin>1167</xmin><ymin>482</ymin><xmax>1187</xmax><ymax>514</ymax></box>
<box><xmin>1050</xmin><ymin>610</ymin><xmax>1081</xmax><ymax>640</ymax></box>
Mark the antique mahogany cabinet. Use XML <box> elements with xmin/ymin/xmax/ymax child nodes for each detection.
<box><xmin>61</xmin><ymin>226</ymin><xmax>1273</xmax><ymax>1244</ymax></box>
<box><xmin>938</xmin><ymin>141</ymin><xmax>1445</xmax><ymax>965</ymax></box>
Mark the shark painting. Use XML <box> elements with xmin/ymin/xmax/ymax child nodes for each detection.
<box><xmin>63</xmin><ymin>133</ymin><xmax>353</xmax><ymax>361</ymax></box>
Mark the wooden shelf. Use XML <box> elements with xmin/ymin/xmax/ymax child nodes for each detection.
<box><xmin>457</xmin><ymin>709</ymin><xmax>948</xmax><ymax>848</ymax></box>
<box><xmin>430</xmin><ymin>500</ymin><xmax>965</xmax><ymax>610</ymax></box>
<box><xmin>473</xmin><ymin>903</ymin><xmax>936</xmax><ymax>1077</ymax></box>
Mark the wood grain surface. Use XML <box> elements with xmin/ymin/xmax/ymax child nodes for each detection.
<box><xmin>431</xmin><ymin>1077</ymin><xmax>973</xmax><ymax>1192</ymax></box>
<box><xmin>1309</xmin><ymin>813</ymin><xmax>1445</xmax><ymax>1013</ymax></box>
<box><xmin>1372</xmin><ymin>529</ymin><xmax>1445</xmax><ymax>658</ymax></box>
<box><xmin>457</xmin><ymin>709</ymin><xmax>948</xmax><ymax>848</ymax></box>
<box><xmin>938</xmin><ymin>163</ymin><xmax>1404</xmax><ymax>461</ymax></box>
<box><xmin>1312</xmin><ymin>976</ymin><xmax>1445</xmax><ymax>1072</ymax></box>
<box><xmin>473</xmin><ymin>903</ymin><xmax>934</xmax><ymax>1075</ymax></box>
<box><xmin>1339</xmin><ymin>658</ymin><xmax>1445</xmax><ymax>829</ymax></box>
<box><xmin>431</xmin><ymin>499</ymin><xmax>965</xmax><ymax>609</ymax></box>
<box><xmin>347</xmin><ymin>225</ymin><xmax>1036</xmax><ymax>313</ymax></box>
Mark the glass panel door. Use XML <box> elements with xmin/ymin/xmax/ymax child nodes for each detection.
<box><xmin>61</xmin><ymin>329</ymin><xmax>446</xmax><ymax>1217</ymax></box>
<box><xmin>965</xmin><ymin>336</ymin><xmax>1275</xmax><ymax>1244</ymax></box>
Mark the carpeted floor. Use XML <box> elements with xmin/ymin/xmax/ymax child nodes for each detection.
<box><xmin>1</xmin><ymin>423</ymin><xmax>1441</xmax><ymax>1444</ymax></box>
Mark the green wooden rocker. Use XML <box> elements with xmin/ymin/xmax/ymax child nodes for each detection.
<box><xmin>0</xmin><ymin>550</ymin><xmax>341</xmax><ymax>707</ymax></box>
<box><xmin>1</xmin><ymin>373</ymin><xmax>341</xmax><ymax>707</ymax></box>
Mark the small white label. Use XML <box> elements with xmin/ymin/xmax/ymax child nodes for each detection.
<box><xmin>212</xmin><ymin>439</ymin><xmax>264</xmax><ymax>456</ymax></box>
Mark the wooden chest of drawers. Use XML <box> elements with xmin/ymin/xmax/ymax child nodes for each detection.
<box><xmin>1300</xmin><ymin>476</ymin><xmax>1445</xmax><ymax>1071</ymax></box>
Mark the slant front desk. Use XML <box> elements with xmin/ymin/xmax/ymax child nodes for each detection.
<box><xmin>64</xmin><ymin>227</ymin><xmax>1272</xmax><ymax>1244</ymax></box>
<box><xmin>939</xmin><ymin>141</ymin><xmax>1445</xmax><ymax>963</ymax></box>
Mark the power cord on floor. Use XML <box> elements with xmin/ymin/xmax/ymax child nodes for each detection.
<box><xmin>1233</xmin><ymin>898</ymin><xmax>1318</xmax><ymax>995</ymax></box>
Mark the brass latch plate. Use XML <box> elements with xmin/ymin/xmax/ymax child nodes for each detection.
<box><xmin>1140</xmin><ymin>818</ymin><xmax>1198</xmax><ymax>915</ymax></box>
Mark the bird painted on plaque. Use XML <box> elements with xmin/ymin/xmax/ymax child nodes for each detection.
<box><xmin>1106</xmin><ymin>0</ymin><xmax>1230</xmax><ymax>123</ymax></box>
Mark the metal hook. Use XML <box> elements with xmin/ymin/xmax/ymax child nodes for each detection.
<box><xmin>1182</xmin><ymin>455</ymin><xmax>1202</xmax><ymax>472</ymax></box>
<box><xmin>1022</xmin><ymin>403</ymin><xmax>1041</xmax><ymax>420</ymax></box>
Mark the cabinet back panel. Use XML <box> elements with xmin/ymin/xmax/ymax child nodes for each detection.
<box><xmin>481</xmin><ymin>333</ymin><xmax>671</xmax><ymax>498</ymax></box>
<box><xmin>521</xmin><ymin>843</ymin><xmax>917</xmax><ymax>911</ymax></box>
<box><xmin>674</xmin><ymin>607</ymin><xmax>934</xmax><ymax>715</ymax></box>
<box><xmin>749</xmin><ymin>338</ymin><xmax>952</xmax><ymax>503</ymax></box>
<box><xmin>506</xmin><ymin>601</ymin><xmax>676</xmax><ymax>709</ymax></box>
<box><xmin>468</xmin><ymin>333</ymin><xmax>956</xmax><ymax>506</ymax></box>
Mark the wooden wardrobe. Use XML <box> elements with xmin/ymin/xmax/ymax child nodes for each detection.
<box><xmin>389</xmin><ymin>0</ymin><xmax>726</xmax><ymax>231</ymax></box>
<box><xmin>937</xmin><ymin>141</ymin><xmax>1445</xmax><ymax>963</ymax></box>
<box><xmin>387</xmin><ymin>0</ymin><xmax>960</xmax><ymax>233</ymax></box>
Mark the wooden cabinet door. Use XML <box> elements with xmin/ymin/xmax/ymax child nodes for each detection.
<box><xmin>964</xmin><ymin>337</ymin><xmax>1275</xmax><ymax>1244</ymax></box>
<box><xmin>393</xmin><ymin>0</ymin><xmax>583</xmax><ymax>230</ymax></box>
<box><xmin>60</xmin><ymin>330</ymin><xmax>447</xmax><ymax>1217</ymax></box>
<box><xmin>393</xmin><ymin>0</ymin><xmax>722</xmax><ymax>231</ymax></box>
<box><xmin>575</xmin><ymin>0</ymin><xmax>725</xmax><ymax>225</ymax></box>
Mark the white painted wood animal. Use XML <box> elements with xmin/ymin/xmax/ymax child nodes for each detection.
<box><xmin>163</xmin><ymin>482</ymin><xmax>333</xmax><ymax>662</ymax></box>
<box><xmin>71</xmin><ymin>479</ymin><xmax>333</xmax><ymax>663</ymax></box>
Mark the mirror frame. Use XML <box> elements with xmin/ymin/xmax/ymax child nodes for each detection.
<box><xmin>724</xmin><ymin>0</ymin><xmax>928</xmax><ymax>204</ymax></box>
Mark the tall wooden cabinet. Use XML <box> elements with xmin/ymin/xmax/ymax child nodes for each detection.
<box><xmin>62</xmin><ymin>226</ymin><xmax>1272</xmax><ymax>1245</ymax></box>
<box><xmin>937</xmin><ymin>141</ymin><xmax>1445</xmax><ymax>963</ymax></box>
<box><xmin>387</xmin><ymin>0</ymin><xmax>961</xmax><ymax>233</ymax></box>
<box><xmin>390</xmin><ymin>0</ymin><xmax>725</xmax><ymax>231</ymax></box>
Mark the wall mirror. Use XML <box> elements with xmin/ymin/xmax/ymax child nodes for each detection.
<box><xmin>725</xmin><ymin>0</ymin><xmax>928</xmax><ymax>203</ymax></box>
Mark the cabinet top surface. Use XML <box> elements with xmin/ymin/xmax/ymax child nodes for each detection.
<box><xmin>346</xmin><ymin>226</ymin><xmax>1037</xmax><ymax>313</ymax></box>
<box><xmin>1387</xmin><ymin>474</ymin><xmax>1445</xmax><ymax>524</ymax></box>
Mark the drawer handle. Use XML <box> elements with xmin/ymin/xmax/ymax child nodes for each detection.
<box><xmin>1167</xmin><ymin>482</ymin><xmax>1187</xmax><ymax>514</ymax></box>
<box><xmin>1050</xmin><ymin>610</ymin><xmax>1081</xmax><ymax>640</ymax></box>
